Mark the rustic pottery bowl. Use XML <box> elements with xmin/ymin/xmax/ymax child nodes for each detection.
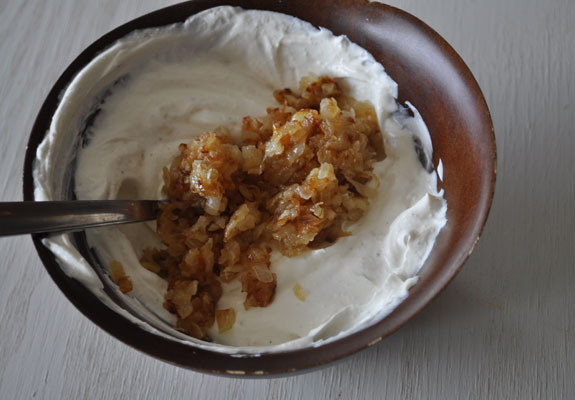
<box><xmin>22</xmin><ymin>0</ymin><xmax>495</xmax><ymax>376</ymax></box>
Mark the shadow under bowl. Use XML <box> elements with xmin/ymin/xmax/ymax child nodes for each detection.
<box><xmin>22</xmin><ymin>0</ymin><xmax>495</xmax><ymax>376</ymax></box>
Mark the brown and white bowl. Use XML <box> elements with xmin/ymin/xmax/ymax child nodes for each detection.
<box><xmin>22</xmin><ymin>0</ymin><xmax>495</xmax><ymax>376</ymax></box>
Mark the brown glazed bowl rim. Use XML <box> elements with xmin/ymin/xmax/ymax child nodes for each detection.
<box><xmin>22</xmin><ymin>0</ymin><xmax>495</xmax><ymax>376</ymax></box>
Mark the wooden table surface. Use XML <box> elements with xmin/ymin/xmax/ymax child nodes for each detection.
<box><xmin>1</xmin><ymin>0</ymin><xmax>573</xmax><ymax>398</ymax></box>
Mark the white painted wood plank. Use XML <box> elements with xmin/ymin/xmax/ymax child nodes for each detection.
<box><xmin>0</xmin><ymin>0</ymin><xmax>573</xmax><ymax>399</ymax></box>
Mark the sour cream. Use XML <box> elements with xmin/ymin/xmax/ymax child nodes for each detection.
<box><xmin>33</xmin><ymin>6</ymin><xmax>447</xmax><ymax>353</ymax></box>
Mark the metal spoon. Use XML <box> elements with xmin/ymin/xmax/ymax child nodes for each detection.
<box><xmin>0</xmin><ymin>200</ymin><xmax>162</xmax><ymax>237</ymax></box>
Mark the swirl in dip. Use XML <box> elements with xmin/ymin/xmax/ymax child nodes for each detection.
<box><xmin>34</xmin><ymin>6</ymin><xmax>447</xmax><ymax>353</ymax></box>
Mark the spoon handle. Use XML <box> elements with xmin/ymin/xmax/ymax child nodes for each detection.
<box><xmin>0</xmin><ymin>200</ymin><xmax>161</xmax><ymax>236</ymax></box>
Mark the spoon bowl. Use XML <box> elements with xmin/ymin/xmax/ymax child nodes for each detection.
<box><xmin>23</xmin><ymin>0</ymin><xmax>495</xmax><ymax>376</ymax></box>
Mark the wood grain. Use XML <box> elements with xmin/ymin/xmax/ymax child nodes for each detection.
<box><xmin>1</xmin><ymin>0</ymin><xmax>573</xmax><ymax>398</ymax></box>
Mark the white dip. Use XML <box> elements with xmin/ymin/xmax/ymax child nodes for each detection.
<box><xmin>33</xmin><ymin>6</ymin><xmax>447</xmax><ymax>353</ymax></box>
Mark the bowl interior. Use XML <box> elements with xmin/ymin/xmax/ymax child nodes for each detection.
<box><xmin>22</xmin><ymin>0</ymin><xmax>495</xmax><ymax>376</ymax></box>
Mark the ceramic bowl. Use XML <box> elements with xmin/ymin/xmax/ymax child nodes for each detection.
<box><xmin>22</xmin><ymin>0</ymin><xmax>495</xmax><ymax>376</ymax></box>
